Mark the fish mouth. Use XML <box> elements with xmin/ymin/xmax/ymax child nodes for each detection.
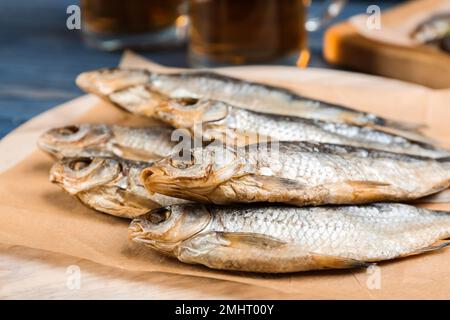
<box><xmin>49</xmin><ymin>163</ymin><xmax>62</xmax><ymax>184</ymax></box>
<box><xmin>140</xmin><ymin>167</ymin><xmax>171</xmax><ymax>193</ymax></box>
<box><xmin>76</xmin><ymin>68</ymin><xmax>151</xmax><ymax>96</ymax></box>
<box><xmin>141</xmin><ymin>168</ymin><xmax>214</xmax><ymax>203</ymax></box>
<box><xmin>128</xmin><ymin>219</ymin><xmax>181</xmax><ymax>255</ymax></box>
<box><xmin>37</xmin><ymin>139</ymin><xmax>60</xmax><ymax>158</ymax></box>
<box><xmin>128</xmin><ymin>219</ymin><xmax>145</xmax><ymax>239</ymax></box>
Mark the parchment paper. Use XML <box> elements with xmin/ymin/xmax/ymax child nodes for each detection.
<box><xmin>1</xmin><ymin>51</ymin><xmax>450</xmax><ymax>299</ymax></box>
<box><xmin>350</xmin><ymin>0</ymin><xmax>450</xmax><ymax>47</ymax></box>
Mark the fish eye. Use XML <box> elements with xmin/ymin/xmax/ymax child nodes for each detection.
<box><xmin>148</xmin><ymin>208</ymin><xmax>171</xmax><ymax>224</ymax></box>
<box><xmin>59</xmin><ymin>126</ymin><xmax>80</xmax><ymax>136</ymax></box>
<box><xmin>69</xmin><ymin>158</ymin><xmax>92</xmax><ymax>171</ymax></box>
<box><xmin>170</xmin><ymin>150</ymin><xmax>195</xmax><ymax>169</ymax></box>
<box><xmin>178</xmin><ymin>97</ymin><xmax>199</xmax><ymax>106</ymax></box>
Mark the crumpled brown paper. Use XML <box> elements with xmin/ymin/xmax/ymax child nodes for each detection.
<box><xmin>350</xmin><ymin>0</ymin><xmax>450</xmax><ymax>47</ymax></box>
<box><xmin>1</xmin><ymin>51</ymin><xmax>450</xmax><ymax>299</ymax></box>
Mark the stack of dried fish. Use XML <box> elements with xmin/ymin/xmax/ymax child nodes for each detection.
<box><xmin>37</xmin><ymin>68</ymin><xmax>450</xmax><ymax>273</ymax></box>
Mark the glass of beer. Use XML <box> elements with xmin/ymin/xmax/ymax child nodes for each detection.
<box><xmin>81</xmin><ymin>0</ymin><xmax>188</xmax><ymax>51</ymax></box>
<box><xmin>188</xmin><ymin>0</ymin><xmax>346</xmax><ymax>67</ymax></box>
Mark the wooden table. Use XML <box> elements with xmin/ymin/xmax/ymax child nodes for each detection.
<box><xmin>0</xmin><ymin>0</ymin><xmax>404</xmax><ymax>300</ymax></box>
<box><xmin>0</xmin><ymin>244</ymin><xmax>294</xmax><ymax>299</ymax></box>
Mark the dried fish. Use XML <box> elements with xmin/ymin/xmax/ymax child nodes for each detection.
<box><xmin>150</xmin><ymin>98</ymin><xmax>449</xmax><ymax>158</ymax></box>
<box><xmin>76</xmin><ymin>68</ymin><xmax>422</xmax><ymax>132</ymax></box>
<box><xmin>129</xmin><ymin>203</ymin><xmax>450</xmax><ymax>273</ymax></box>
<box><xmin>38</xmin><ymin>124</ymin><xmax>176</xmax><ymax>161</ymax></box>
<box><xmin>142</xmin><ymin>141</ymin><xmax>450</xmax><ymax>206</ymax></box>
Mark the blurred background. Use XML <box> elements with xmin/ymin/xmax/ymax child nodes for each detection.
<box><xmin>0</xmin><ymin>0</ymin><xmax>438</xmax><ymax>138</ymax></box>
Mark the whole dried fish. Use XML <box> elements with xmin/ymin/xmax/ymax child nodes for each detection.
<box><xmin>129</xmin><ymin>203</ymin><xmax>450</xmax><ymax>273</ymax></box>
<box><xmin>150</xmin><ymin>98</ymin><xmax>449</xmax><ymax>158</ymax></box>
<box><xmin>38</xmin><ymin>124</ymin><xmax>176</xmax><ymax>161</ymax></box>
<box><xmin>142</xmin><ymin>141</ymin><xmax>450</xmax><ymax>206</ymax></box>
<box><xmin>50</xmin><ymin>157</ymin><xmax>188</xmax><ymax>219</ymax></box>
<box><xmin>76</xmin><ymin>68</ymin><xmax>422</xmax><ymax>132</ymax></box>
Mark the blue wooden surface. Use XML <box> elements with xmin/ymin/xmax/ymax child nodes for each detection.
<box><xmin>0</xmin><ymin>0</ymin><xmax>404</xmax><ymax>138</ymax></box>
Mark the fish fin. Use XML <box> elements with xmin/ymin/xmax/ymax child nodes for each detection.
<box><xmin>215</xmin><ymin>232</ymin><xmax>288</xmax><ymax>248</ymax></box>
<box><xmin>331</xmin><ymin>180</ymin><xmax>394</xmax><ymax>204</ymax></box>
<box><xmin>240</xmin><ymin>174</ymin><xmax>306</xmax><ymax>189</ymax></box>
<box><xmin>382</xmin><ymin>119</ymin><xmax>427</xmax><ymax>134</ymax></box>
<box><xmin>204</xmin><ymin>128</ymin><xmax>273</xmax><ymax>147</ymax></box>
<box><xmin>403</xmin><ymin>240</ymin><xmax>450</xmax><ymax>257</ymax></box>
<box><xmin>307</xmin><ymin>253</ymin><xmax>371</xmax><ymax>270</ymax></box>
<box><xmin>374</xmin><ymin>125</ymin><xmax>436</xmax><ymax>145</ymax></box>
<box><xmin>110</xmin><ymin>143</ymin><xmax>161</xmax><ymax>162</ymax></box>
<box><xmin>345</xmin><ymin>180</ymin><xmax>391</xmax><ymax>188</ymax></box>
<box><xmin>176</xmin><ymin>231</ymin><xmax>368</xmax><ymax>273</ymax></box>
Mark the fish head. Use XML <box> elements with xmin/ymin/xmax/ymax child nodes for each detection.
<box><xmin>129</xmin><ymin>204</ymin><xmax>212</xmax><ymax>254</ymax></box>
<box><xmin>38</xmin><ymin>124</ymin><xmax>112</xmax><ymax>158</ymax></box>
<box><xmin>142</xmin><ymin>144</ymin><xmax>241</xmax><ymax>202</ymax></box>
<box><xmin>50</xmin><ymin>157</ymin><xmax>122</xmax><ymax>195</ymax></box>
<box><xmin>154</xmin><ymin>99</ymin><xmax>229</xmax><ymax>128</ymax></box>
<box><xmin>76</xmin><ymin>68</ymin><xmax>150</xmax><ymax>96</ymax></box>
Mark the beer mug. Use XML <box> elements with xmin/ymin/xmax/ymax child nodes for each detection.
<box><xmin>81</xmin><ymin>0</ymin><xmax>188</xmax><ymax>51</ymax></box>
<box><xmin>188</xmin><ymin>0</ymin><xmax>346</xmax><ymax>67</ymax></box>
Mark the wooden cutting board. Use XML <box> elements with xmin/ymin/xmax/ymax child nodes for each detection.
<box><xmin>1</xmin><ymin>51</ymin><xmax>450</xmax><ymax>300</ymax></box>
<box><xmin>324</xmin><ymin>2</ymin><xmax>450</xmax><ymax>89</ymax></box>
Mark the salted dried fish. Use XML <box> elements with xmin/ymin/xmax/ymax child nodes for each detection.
<box><xmin>38</xmin><ymin>124</ymin><xmax>176</xmax><ymax>161</ymax></box>
<box><xmin>142</xmin><ymin>141</ymin><xmax>450</xmax><ymax>206</ymax></box>
<box><xmin>149</xmin><ymin>98</ymin><xmax>449</xmax><ymax>158</ymax></box>
<box><xmin>129</xmin><ymin>203</ymin><xmax>450</xmax><ymax>273</ymax></box>
<box><xmin>50</xmin><ymin>157</ymin><xmax>188</xmax><ymax>219</ymax></box>
<box><xmin>76</xmin><ymin>68</ymin><xmax>422</xmax><ymax>132</ymax></box>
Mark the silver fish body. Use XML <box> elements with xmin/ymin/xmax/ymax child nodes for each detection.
<box><xmin>142</xmin><ymin>141</ymin><xmax>450</xmax><ymax>206</ymax></box>
<box><xmin>38</xmin><ymin>124</ymin><xmax>176</xmax><ymax>161</ymax></box>
<box><xmin>129</xmin><ymin>203</ymin><xmax>450</xmax><ymax>273</ymax></box>
<box><xmin>151</xmin><ymin>99</ymin><xmax>450</xmax><ymax>158</ymax></box>
<box><xmin>50</xmin><ymin>157</ymin><xmax>188</xmax><ymax>219</ymax></box>
<box><xmin>76</xmin><ymin>68</ymin><xmax>422</xmax><ymax>132</ymax></box>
